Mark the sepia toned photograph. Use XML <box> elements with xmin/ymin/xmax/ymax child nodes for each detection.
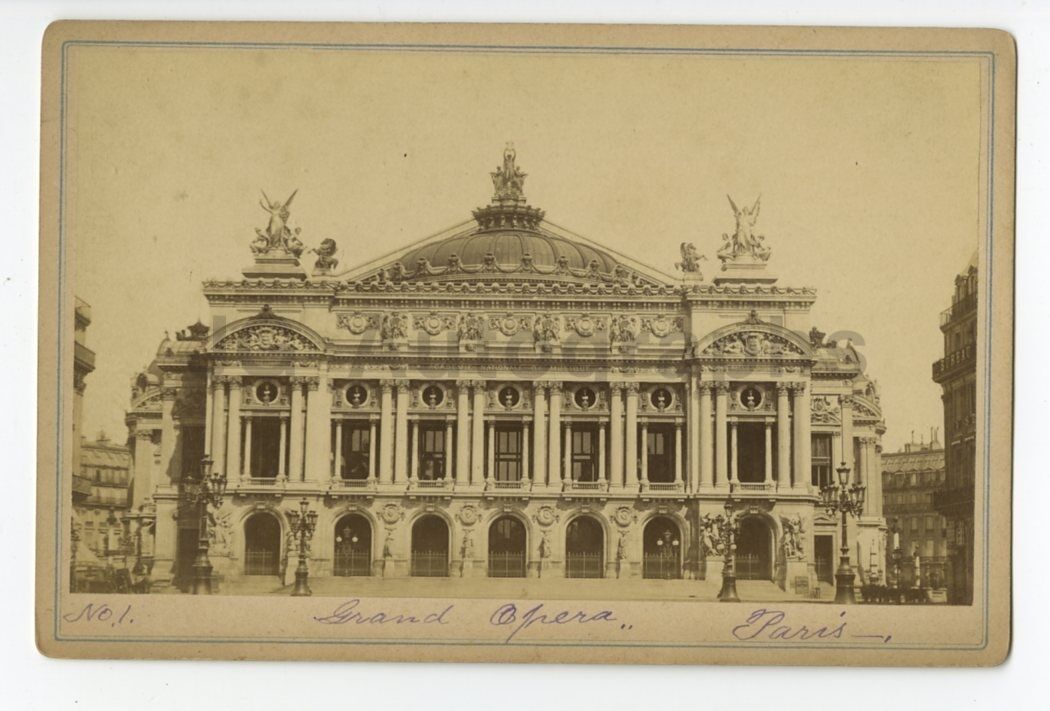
<box><xmin>36</xmin><ymin>21</ymin><xmax>1014</xmax><ymax>665</ymax></box>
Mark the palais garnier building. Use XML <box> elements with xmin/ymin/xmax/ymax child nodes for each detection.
<box><xmin>126</xmin><ymin>145</ymin><xmax>887</xmax><ymax>594</ymax></box>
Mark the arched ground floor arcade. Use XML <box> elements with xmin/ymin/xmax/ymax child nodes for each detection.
<box><xmin>151</xmin><ymin>490</ymin><xmax>886</xmax><ymax>597</ymax></box>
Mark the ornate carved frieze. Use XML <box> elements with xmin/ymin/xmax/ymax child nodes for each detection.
<box><xmin>216</xmin><ymin>325</ymin><xmax>316</xmax><ymax>353</ymax></box>
<box><xmin>379</xmin><ymin>313</ymin><xmax>408</xmax><ymax>349</ymax></box>
<box><xmin>702</xmin><ymin>330</ymin><xmax>804</xmax><ymax>358</ymax></box>
<box><xmin>532</xmin><ymin>314</ymin><xmax>560</xmax><ymax>352</ymax></box>
<box><xmin>609</xmin><ymin>315</ymin><xmax>639</xmax><ymax>353</ymax></box>
<box><xmin>457</xmin><ymin>313</ymin><xmax>485</xmax><ymax>350</ymax></box>
<box><xmin>810</xmin><ymin>395</ymin><xmax>840</xmax><ymax>424</ymax></box>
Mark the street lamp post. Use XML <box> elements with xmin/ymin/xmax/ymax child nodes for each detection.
<box><xmin>820</xmin><ymin>462</ymin><xmax>866</xmax><ymax>604</ymax></box>
<box><xmin>183</xmin><ymin>455</ymin><xmax>227</xmax><ymax>595</ymax></box>
<box><xmin>718</xmin><ymin>484</ymin><xmax>742</xmax><ymax>602</ymax></box>
<box><xmin>287</xmin><ymin>497</ymin><xmax>319</xmax><ymax>597</ymax></box>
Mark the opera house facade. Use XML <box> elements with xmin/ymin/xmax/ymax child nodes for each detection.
<box><xmin>125</xmin><ymin>146</ymin><xmax>887</xmax><ymax>596</ymax></box>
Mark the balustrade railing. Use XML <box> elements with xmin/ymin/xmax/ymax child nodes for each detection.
<box><xmin>642</xmin><ymin>552</ymin><xmax>681</xmax><ymax>579</ymax></box>
<box><xmin>565</xmin><ymin>551</ymin><xmax>603</xmax><ymax>578</ymax></box>
<box><xmin>411</xmin><ymin>550</ymin><xmax>449</xmax><ymax>577</ymax></box>
<box><xmin>244</xmin><ymin>550</ymin><xmax>279</xmax><ymax>576</ymax></box>
<box><xmin>487</xmin><ymin>551</ymin><xmax>526</xmax><ymax>578</ymax></box>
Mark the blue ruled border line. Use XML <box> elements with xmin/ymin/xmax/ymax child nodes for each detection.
<box><xmin>51</xmin><ymin>38</ymin><xmax>999</xmax><ymax>652</ymax></box>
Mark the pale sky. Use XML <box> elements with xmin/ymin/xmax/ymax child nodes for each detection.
<box><xmin>66</xmin><ymin>46</ymin><xmax>983</xmax><ymax>453</ymax></box>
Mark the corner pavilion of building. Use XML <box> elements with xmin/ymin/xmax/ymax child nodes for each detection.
<box><xmin>125</xmin><ymin>147</ymin><xmax>887</xmax><ymax>596</ymax></box>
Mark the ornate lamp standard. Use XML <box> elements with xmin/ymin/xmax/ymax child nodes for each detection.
<box><xmin>182</xmin><ymin>455</ymin><xmax>227</xmax><ymax>595</ymax></box>
<box><xmin>820</xmin><ymin>462</ymin><xmax>866</xmax><ymax>604</ymax></box>
<box><xmin>718</xmin><ymin>484</ymin><xmax>742</xmax><ymax>602</ymax></box>
<box><xmin>287</xmin><ymin>497</ymin><xmax>319</xmax><ymax>597</ymax></box>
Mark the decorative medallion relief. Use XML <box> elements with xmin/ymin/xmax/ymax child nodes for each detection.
<box><xmin>613</xmin><ymin>506</ymin><xmax>637</xmax><ymax>528</ymax></box>
<box><xmin>489</xmin><ymin>313</ymin><xmax>531</xmax><ymax>337</ymax></box>
<box><xmin>380</xmin><ymin>503</ymin><xmax>405</xmax><ymax>525</ymax></box>
<box><xmin>641</xmin><ymin>315</ymin><xmax>683</xmax><ymax>339</ymax></box>
<box><xmin>457</xmin><ymin>505</ymin><xmax>480</xmax><ymax>527</ymax></box>
<box><xmin>414</xmin><ymin>313</ymin><xmax>457</xmax><ymax>336</ymax></box>
<box><xmin>565</xmin><ymin>314</ymin><xmax>606</xmax><ymax>338</ymax></box>
<box><xmin>336</xmin><ymin>313</ymin><xmax>378</xmax><ymax>335</ymax></box>
<box><xmin>533</xmin><ymin>506</ymin><xmax>560</xmax><ymax>527</ymax></box>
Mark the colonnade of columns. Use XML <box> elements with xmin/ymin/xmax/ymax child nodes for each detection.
<box><xmin>199</xmin><ymin>373</ymin><xmax>874</xmax><ymax>496</ymax></box>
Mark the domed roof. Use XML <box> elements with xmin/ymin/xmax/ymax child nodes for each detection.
<box><xmin>401</xmin><ymin>228</ymin><xmax>621</xmax><ymax>278</ymax></box>
<box><xmin>374</xmin><ymin>144</ymin><xmax>657</xmax><ymax>287</ymax></box>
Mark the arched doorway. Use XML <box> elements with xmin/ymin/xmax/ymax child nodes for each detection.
<box><xmin>244</xmin><ymin>512</ymin><xmax>281</xmax><ymax>576</ymax></box>
<box><xmin>565</xmin><ymin>516</ymin><xmax>604</xmax><ymax>579</ymax></box>
<box><xmin>333</xmin><ymin>514</ymin><xmax>372</xmax><ymax>577</ymax></box>
<box><xmin>643</xmin><ymin>516</ymin><xmax>682</xmax><ymax>579</ymax></box>
<box><xmin>488</xmin><ymin>516</ymin><xmax>527</xmax><ymax>578</ymax></box>
<box><xmin>411</xmin><ymin>515</ymin><xmax>449</xmax><ymax>577</ymax></box>
<box><xmin>736</xmin><ymin>516</ymin><xmax>774</xmax><ymax>580</ymax></box>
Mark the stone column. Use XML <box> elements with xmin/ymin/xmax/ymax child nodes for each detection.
<box><xmin>303</xmin><ymin>375</ymin><xmax>330</xmax><ymax>481</ymax></box>
<box><xmin>394</xmin><ymin>382</ymin><xmax>409</xmax><ymax>483</ymax></box>
<box><xmin>333</xmin><ymin>420</ymin><xmax>343</xmax><ymax>480</ymax></box>
<box><xmin>598</xmin><ymin>423</ymin><xmax>607</xmax><ymax>486</ymax></box>
<box><xmin>379</xmin><ymin>380</ymin><xmax>394</xmax><ymax>484</ymax></box>
<box><xmin>832</xmin><ymin>434</ymin><xmax>843</xmax><ymax>476</ymax></box>
<box><xmin>687</xmin><ymin>374</ymin><xmax>700</xmax><ymax>493</ymax></box>
<box><xmin>522</xmin><ymin>423</ymin><xmax>530</xmax><ymax>484</ymax></box>
<box><xmin>792</xmin><ymin>382</ymin><xmax>811</xmax><ymax>491</ymax></box>
<box><xmin>486</xmin><ymin>420</ymin><xmax>496</xmax><ymax>484</ymax></box>
<box><xmin>209</xmin><ymin>378</ymin><xmax>226</xmax><ymax>472</ymax></box>
<box><xmin>532</xmin><ymin>383</ymin><xmax>546</xmax><ymax>486</ymax></box>
<box><xmin>609</xmin><ymin>384</ymin><xmax>624</xmax><ymax>488</ymax></box>
<box><xmin>278</xmin><ymin>415</ymin><xmax>288</xmax><ymax>480</ymax></box>
<box><xmin>368</xmin><ymin>419</ymin><xmax>377</xmax><ymax>481</ymax></box>
<box><xmin>699</xmin><ymin>383</ymin><xmax>714</xmax><ymax>489</ymax></box>
<box><xmin>242</xmin><ymin>417</ymin><xmax>252</xmax><ymax>480</ymax></box>
<box><xmin>624</xmin><ymin>383</ymin><xmax>639</xmax><ymax>490</ymax></box>
<box><xmin>444</xmin><ymin>421</ymin><xmax>454</xmax><ymax>481</ymax></box>
<box><xmin>472</xmin><ymin>381</ymin><xmax>487</xmax><ymax>486</ymax></box>
<box><xmin>840</xmin><ymin>394</ymin><xmax>855</xmax><ymax>478</ymax></box>
<box><xmin>161</xmin><ymin>387</ymin><xmax>178</xmax><ymax>481</ymax></box>
<box><xmin>639</xmin><ymin>422</ymin><xmax>649</xmax><ymax>485</ymax></box>
<box><xmin>776</xmin><ymin>383</ymin><xmax>791</xmax><ymax>488</ymax></box>
<box><xmin>288</xmin><ymin>378</ymin><xmax>306</xmax><ymax>481</ymax></box>
<box><xmin>408</xmin><ymin>420</ymin><xmax>418</xmax><ymax>483</ymax></box>
<box><xmin>714</xmin><ymin>383</ymin><xmax>729</xmax><ymax>487</ymax></box>
<box><xmin>455</xmin><ymin>381</ymin><xmax>470</xmax><ymax>484</ymax></box>
<box><xmin>547</xmin><ymin>383</ymin><xmax>562</xmax><ymax>488</ymax></box>
<box><xmin>764</xmin><ymin>422</ymin><xmax>773</xmax><ymax>485</ymax></box>
<box><xmin>562</xmin><ymin>422</ymin><xmax>571</xmax><ymax>485</ymax></box>
<box><xmin>730</xmin><ymin>422</ymin><xmax>738</xmax><ymax>484</ymax></box>
<box><xmin>132</xmin><ymin>430</ymin><xmax>154</xmax><ymax>507</ymax></box>
<box><xmin>861</xmin><ymin>437</ymin><xmax>881</xmax><ymax>515</ymax></box>
<box><xmin>674</xmin><ymin>422</ymin><xmax>683</xmax><ymax>486</ymax></box>
<box><xmin>224</xmin><ymin>378</ymin><xmax>242</xmax><ymax>482</ymax></box>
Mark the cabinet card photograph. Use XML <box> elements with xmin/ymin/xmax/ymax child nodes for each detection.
<box><xmin>36</xmin><ymin>21</ymin><xmax>1014</xmax><ymax>665</ymax></box>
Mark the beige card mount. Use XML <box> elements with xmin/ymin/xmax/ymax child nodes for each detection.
<box><xmin>36</xmin><ymin>21</ymin><xmax>1014</xmax><ymax>665</ymax></box>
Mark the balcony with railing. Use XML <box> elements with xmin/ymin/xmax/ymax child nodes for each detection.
<box><xmin>932</xmin><ymin>343</ymin><xmax>975</xmax><ymax>381</ymax></box>
<box><xmin>940</xmin><ymin>291</ymin><xmax>977</xmax><ymax>327</ymax></box>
